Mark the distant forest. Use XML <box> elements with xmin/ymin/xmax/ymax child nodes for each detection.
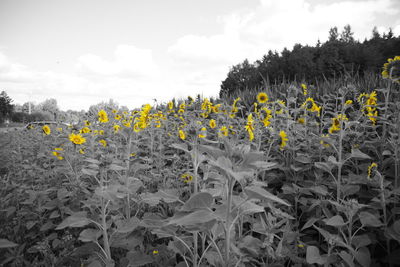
<box><xmin>219</xmin><ymin>25</ymin><xmax>400</xmax><ymax>97</ymax></box>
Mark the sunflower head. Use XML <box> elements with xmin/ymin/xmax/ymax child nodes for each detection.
<box><xmin>257</xmin><ymin>92</ymin><xmax>269</xmax><ymax>104</ymax></box>
<box><xmin>382</xmin><ymin>56</ymin><xmax>400</xmax><ymax>83</ymax></box>
<box><xmin>42</xmin><ymin>125</ymin><xmax>51</xmax><ymax>135</ymax></box>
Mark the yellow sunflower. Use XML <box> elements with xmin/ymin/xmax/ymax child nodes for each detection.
<box><xmin>257</xmin><ymin>92</ymin><xmax>268</xmax><ymax>104</ymax></box>
<box><xmin>42</xmin><ymin>125</ymin><xmax>51</xmax><ymax>135</ymax></box>
<box><xmin>382</xmin><ymin>56</ymin><xmax>400</xmax><ymax>83</ymax></box>
<box><xmin>98</xmin><ymin>109</ymin><xmax>109</xmax><ymax>123</ymax></box>
<box><xmin>69</xmin><ymin>133</ymin><xmax>86</xmax><ymax>145</ymax></box>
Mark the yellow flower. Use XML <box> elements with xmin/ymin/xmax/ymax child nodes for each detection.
<box><xmin>345</xmin><ymin>100</ymin><xmax>353</xmax><ymax>105</ymax></box>
<box><xmin>56</xmin><ymin>127</ymin><xmax>63</xmax><ymax>132</ymax></box>
<box><xmin>245</xmin><ymin>114</ymin><xmax>255</xmax><ymax>141</ymax></box>
<box><xmin>84</xmin><ymin>120</ymin><xmax>91</xmax><ymax>126</ymax></box>
<box><xmin>198</xmin><ymin>127</ymin><xmax>207</xmax><ymax>138</ymax></box>
<box><xmin>69</xmin><ymin>133</ymin><xmax>86</xmax><ymax>145</ymax></box>
<box><xmin>98</xmin><ymin>109</ymin><xmax>109</xmax><ymax>123</ymax></box>
<box><xmin>301</xmin><ymin>97</ymin><xmax>321</xmax><ymax>116</ymax></box>
<box><xmin>81</xmin><ymin>127</ymin><xmax>91</xmax><ymax>134</ymax></box>
<box><xmin>113</xmin><ymin>124</ymin><xmax>121</xmax><ymax>133</ymax></box>
<box><xmin>153</xmin><ymin>250</ymin><xmax>159</xmax><ymax>255</ymax></box>
<box><xmin>99</xmin><ymin>130</ymin><xmax>104</xmax><ymax>135</ymax></box>
<box><xmin>115</xmin><ymin>114</ymin><xmax>122</xmax><ymax>120</ymax></box>
<box><xmin>42</xmin><ymin>125</ymin><xmax>51</xmax><ymax>135</ymax></box>
<box><xmin>219</xmin><ymin>126</ymin><xmax>228</xmax><ymax>137</ymax></box>
<box><xmin>368</xmin><ymin>162</ymin><xmax>378</xmax><ymax>179</ymax></box>
<box><xmin>301</xmin><ymin>83</ymin><xmax>307</xmax><ymax>95</ymax></box>
<box><xmin>329</xmin><ymin>114</ymin><xmax>348</xmax><ymax>134</ymax></box>
<box><xmin>99</xmin><ymin>139</ymin><xmax>107</xmax><ymax>147</ymax></box>
<box><xmin>257</xmin><ymin>92</ymin><xmax>268</xmax><ymax>104</ymax></box>
<box><xmin>209</xmin><ymin>119</ymin><xmax>216</xmax><ymax>129</ymax></box>
<box><xmin>320</xmin><ymin>134</ymin><xmax>330</xmax><ymax>148</ymax></box>
<box><xmin>54</xmin><ymin>147</ymin><xmax>64</xmax><ymax>151</ymax></box>
<box><xmin>112</xmin><ymin>109</ymin><xmax>117</xmax><ymax>114</ymax></box>
<box><xmin>178</xmin><ymin>109</ymin><xmax>185</xmax><ymax>114</ymax></box>
<box><xmin>181</xmin><ymin>173</ymin><xmax>193</xmax><ymax>183</ymax></box>
<box><xmin>297</xmin><ymin>117</ymin><xmax>305</xmax><ymax>124</ymax></box>
<box><xmin>168</xmin><ymin>101</ymin><xmax>174</xmax><ymax>110</ymax></box>
<box><xmin>79</xmin><ymin>148</ymin><xmax>85</xmax><ymax>154</ymax></box>
<box><xmin>52</xmin><ymin>151</ymin><xmax>63</xmax><ymax>160</ymax></box>
<box><xmin>382</xmin><ymin>56</ymin><xmax>400</xmax><ymax>83</ymax></box>
<box><xmin>179</xmin><ymin>130</ymin><xmax>186</xmax><ymax>140</ymax></box>
<box><xmin>279</xmin><ymin>130</ymin><xmax>288</xmax><ymax>150</ymax></box>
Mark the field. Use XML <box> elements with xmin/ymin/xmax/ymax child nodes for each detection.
<box><xmin>0</xmin><ymin>74</ymin><xmax>400</xmax><ymax>266</ymax></box>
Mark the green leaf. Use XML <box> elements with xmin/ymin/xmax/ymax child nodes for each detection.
<box><xmin>301</xmin><ymin>217</ymin><xmax>319</xmax><ymax>231</ymax></box>
<box><xmin>0</xmin><ymin>238</ymin><xmax>18</xmax><ymax>248</ymax></box>
<box><xmin>116</xmin><ymin>217</ymin><xmax>141</xmax><ymax>233</ymax></box>
<box><xmin>249</xmin><ymin>161</ymin><xmax>278</xmax><ymax>170</ymax></box>
<box><xmin>181</xmin><ymin>192</ymin><xmax>213</xmax><ymax>211</ymax></box>
<box><xmin>339</xmin><ymin>251</ymin><xmax>355</xmax><ymax>267</ymax></box>
<box><xmin>359</xmin><ymin>211</ymin><xmax>383</xmax><ymax>227</ymax></box>
<box><xmin>81</xmin><ymin>168</ymin><xmax>98</xmax><ymax>176</ymax></box>
<box><xmin>314</xmin><ymin>162</ymin><xmax>333</xmax><ymax>173</ymax></box>
<box><xmin>306</xmin><ymin>246</ymin><xmax>326</xmax><ymax>265</ymax></box>
<box><xmin>79</xmin><ymin>228</ymin><xmax>101</xmax><ymax>243</ymax></box>
<box><xmin>56</xmin><ymin>212</ymin><xmax>91</xmax><ymax>230</ymax></box>
<box><xmin>168</xmin><ymin>210</ymin><xmax>216</xmax><ymax>226</ymax></box>
<box><xmin>350</xmin><ymin>149</ymin><xmax>371</xmax><ymax>160</ymax></box>
<box><xmin>355</xmin><ymin>247</ymin><xmax>371</xmax><ymax>267</ymax></box>
<box><xmin>245</xmin><ymin>186</ymin><xmax>291</xmax><ymax>207</ymax></box>
<box><xmin>324</xmin><ymin>215</ymin><xmax>346</xmax><ymax>227</ymax></box>
<box><xmin>170</xmin><ymin>143</ymin><xmax>189</xmax><ymax>153</ymax></box>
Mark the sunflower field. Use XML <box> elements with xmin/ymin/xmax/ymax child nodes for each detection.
<box><xmin>0</xmin><ymin>57</ymin><xmax>400</xmax><ymax>267</ymax></box>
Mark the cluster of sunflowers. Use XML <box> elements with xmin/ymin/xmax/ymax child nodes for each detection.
<box><xmin>36</xmin><ymin>55</ymin><xmax>400</xmax><ymax>166</ymax></box>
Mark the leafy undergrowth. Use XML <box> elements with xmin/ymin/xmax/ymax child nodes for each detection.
<box><xmin>1</xmin><ymin>76</ymin><xmax>400</xmax><ymax>267</ymax></box>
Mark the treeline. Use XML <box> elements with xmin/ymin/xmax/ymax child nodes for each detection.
<box><xmin>220</xmin><ymin>25</ymin><xmax>400</xmax><ymax>97</ymax></box>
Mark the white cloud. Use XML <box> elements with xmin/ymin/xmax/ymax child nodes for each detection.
<box><xmin>76</xmin><ymin>44</ymin><xmax>160</xmax><ymax>79</ymax></box>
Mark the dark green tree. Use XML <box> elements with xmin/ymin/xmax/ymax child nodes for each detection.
<box><xmin>0</xmin><ymin>91</ymin><xmax>14</xmax><ymax>123</ymax></box>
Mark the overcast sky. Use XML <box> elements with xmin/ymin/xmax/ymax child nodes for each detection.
<box><xmin>1</xmin><ymin>0</ymin><xmax>399</xmax><ymax>111</ymax></box>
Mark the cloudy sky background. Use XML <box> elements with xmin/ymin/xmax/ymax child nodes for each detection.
<box><xmin>1</xmin><ymin>0</ymin><xmax>399</xmax><ymax>111</ymax></box>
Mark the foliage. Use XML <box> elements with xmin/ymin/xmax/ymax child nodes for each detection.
<box><xmin>220</xmin><ymin>25</ymin><xmax>400</xmax><ymax>98</ymax></box>
<box><xmin>0</xmin><ymin>62</ymin><xmax>400</xmax><ymax>267</ymax></box>
<box><xmin>0</xmin><ymin>91</ymin><xmax>14</xmax><ymax>123</ymax></box>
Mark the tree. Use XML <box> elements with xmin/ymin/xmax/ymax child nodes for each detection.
<box><xmin>340</xmin><ymin>24</ymin><xmax>355</xmax><ymax>43</ymax></box>
<box><xmin>328</xmin><ymin>27</ymin><xmax>339</xmax><ymax>42</ymax></box>
<box><xmin>0</xmin><ymin>91</ymin><xmax>14</xmax><ymax>123</ymax></box>
<box><xmin>36</xmin><ymin>98</ymin><xmax>59</xmax><ymax>120</ymax></box>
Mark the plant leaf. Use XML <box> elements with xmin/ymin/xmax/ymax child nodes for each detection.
<box><xmin>245</xmin><ymin>186</ymin><xmax>291</xmax><ymax>206</ymax></box>
<box><xmin>181</xmin><ymin>192</ymin><xmax>213</xmax><ymax>211</ymax></box>
<box><xmin>324</xmin><ymin>215</ymin><xmax>346</xmax><ymax>227</ymax></box>
<box><xmin>0</xmin><ymin>238</ymin><xmax>18</xmax><ymax>248</ymax></box>
<box><xmin>306</xmin><ymin>246</ymin><xmax>326</xmax><ymax>265</ymax></box>
<box><xmin>359</xmin><ymin>211</ymin><xmax>383</xmax><ymax>227</ymax></box>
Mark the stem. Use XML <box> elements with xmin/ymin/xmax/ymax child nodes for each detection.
<box><xmin>125</xmin><ymin>131</ymin><xmax>132</xmax><ymax>219</ymax></box>
<box><xmin>225</xmin><ymin>178</ymin><xmax>234</xmax><ymax>267</ymax></box>
<box><xmin>101</xmin><ymin>197</ymin><xmax>112</xmax><ymax>260</ymax></box>
<box><xmin>337</xmin><ymin>119</ymin><xmax>344</xmax><ymax>202</ymax></box>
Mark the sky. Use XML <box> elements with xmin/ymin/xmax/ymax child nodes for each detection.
<box><xmin>1</xmin><ymin>0</ymin><xmax>399</xmax><ymax>111</ymax></box>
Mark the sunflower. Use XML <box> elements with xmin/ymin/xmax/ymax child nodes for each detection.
<box><xmin>69</xmin><ymin>133</ymin><xmax>86</xmax><ymax>145</ymax></box>
<box><xmin>42</xmin><ymin>125</ymin><xmax>51</xmax><ymax>135</ymax></box>
<box><xmin>98</xmin><ymin>109</ymin><xmax>109</xmax><ymax>123</ymax></box>
<box><xmin>219</xmin><ymin>126</ymin><xmax>228</xmax><ymax>137</ymax></box>
<box><xmin>382</xmin><ymin>56</ymin><xmax>400</xmax><ymax>83</ymax></box>
<box><xmin>257</xmin><ymin>92</ymin><xmax>268</xmax><ymax>104</ymax></box>
<box><xmin>198</xmin><ymin>127</ymin><xmax>207</xmax><ymax>138</ymax></box>
<box><xmin>368</xmin><ymin>162</ymin><xmax>378</xmax><ymax>179</ymax></box>
<box><xmin>113</xmin><ymin>124</ymin><xmax>121</xmax><ymax>133</ymax></box>
<box><xmin>209</xmin><ymin>119</ymin><xmax>217</xmax><ymax>129</ymax></box>
<box><xmin>80</xmin><ymin>127</ymin><xmax>91</xmax><ymax>134</ymax></box>
<box><xmin>279</xmin><ymin>130</ymin><xmax>288</xmax><ymax>150</ymax></box>
<box><xmin>99</xmin><ymin>139</ymin><xmax>107</xmax><ymax>147</ymax></box>
<box><xmin>179</xmin><ymin>130</ymin><xmax>186</xmax><ymax>140</ymax></box>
